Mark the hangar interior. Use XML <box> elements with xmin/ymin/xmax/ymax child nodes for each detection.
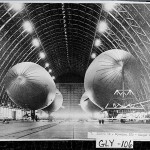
<box><xmin>1</xmin><ymin>2</ymin><xmax>150</xmax><ymax>139</ymax></box>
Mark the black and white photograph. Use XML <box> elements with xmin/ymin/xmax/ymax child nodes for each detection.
<box><xmin>0</xmin><ymin>1</ymin><xmax>150</xmax><ymax>149</ymax></box>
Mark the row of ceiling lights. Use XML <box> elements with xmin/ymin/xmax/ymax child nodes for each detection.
<box><xmin>8</xmin><ymin>3</ymin><xmax>55</xmax><ymax>80</ymax></box>
<box><xmin>91</xmin><ymin>3</ymin><xmax>119</xmax><ymax>59</ymax></box>
<box><xmin>62</xmin><ymin>3</ymin><xmax>69</xmax><ymax>66</ymax></box>
<box><xmin>8</xmin><ymin>3</ymin><xmax>118</xmax><ymax>73</ymax></box>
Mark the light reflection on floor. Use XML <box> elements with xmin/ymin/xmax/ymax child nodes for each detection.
<box><xmin>0</xmin><ymin>120</ymin><xmax>150</xmax><ymax>139</ymax></box>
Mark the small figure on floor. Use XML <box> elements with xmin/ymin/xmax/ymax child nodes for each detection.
<box><xmin>2</xmin><ymin>118</ymin><xmax>9</xmax><ymax>124</ymax></box>
<box><xmin>35</xmin><ymin>115</ymin><xmax>38</xmax><ymax>122</ymax></box>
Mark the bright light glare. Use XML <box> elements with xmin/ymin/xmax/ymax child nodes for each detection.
<box><xmin>39</xmin><ymin>52</ymin><xmax>46</xmax><ymax>59</ymax></box>
<box><xmin>97</xmin><ymin>21</ymin><xmax>108</xmax><ymax>34</ymax></box>
<box><xmin>36</xmin><ymin>111</ymin><xmax>49</xmax><ymax>119</ymax></box>
<box><xmin>91</xmin><ymin>53</ymin><xmax>97</xmax><ymax>59</ymax></box>
<box><xmin>22</xmin><ymin>21</ymin><xmax>33</xmax><ymax>33</ymax></box>
<box><xmin>49</xmin><ymin>69</ymin><xmax>52</xmax><ymax>73</ymax></box>
<box><xmin>103</xmin><ymin>3</ymin><xmax>118</xmax><ymax>12</ymax></box>
<box><xmin>32</xmin><ymin>38</ymin><xmax>40</xmax><ymax>48</ymax></box>
<box><xmin>45</xmin><ymin>63</ymin><xmax>49</xmax><ymax>68</ymax></box>
<box><xmin>8</xmin><ymin>3</ymin><xmax>24</xmax><ymax>12</ymax></box>
<box><xmin>52</xmin><ymin>76</ymin><xmax>55</xmax><ymax>80</ymax></box>
<box><xmin>94</xmin><ymin>39</ymin><xmax>102</xmax><ymax>47</ymax></box>
<box><xmin>93</xmin><ymin>112</ymin><xmax>106</xmax><ymax>119</ymax></box>
<box><xmin>93</xmin><ymin>112</ymin><xmax>100</xmax><ymax>119</ymax></box>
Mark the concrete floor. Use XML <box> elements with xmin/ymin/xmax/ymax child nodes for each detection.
<box><xmin>0</xmin><ymin>120</ymin><xmax>150</xmax><ymax>139</ymax></box>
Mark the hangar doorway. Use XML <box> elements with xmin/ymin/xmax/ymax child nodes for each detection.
<box><xmin>55</xmin><ymin>83</ymin><xmax>85</xmax><ymax>119</ymax></box>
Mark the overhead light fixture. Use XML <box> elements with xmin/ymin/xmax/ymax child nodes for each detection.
<box><xmin>91</xmin><ymin>53</ymin><xmax>97</xmax><ymax>59</ymax></box>
<box><xmin>39</xmin><ymin>52</ymin><xmax>46</xmax><ymax>59</ymax></box>
<box><xmin>45</xmin><ymin>63</ymin><xmax>49</xmax><ymax>68</ymax></box>
<box><xmin>48</xmin><ymin>69</ymin><xmax>52</xmax><ymax>73</ymax></box>
<box><xmin>103</xmin><ymin>3</ymin><xmax>118</xmax><ymax>12</ymax></box>
<box><xmin>97</xmin><ymin>21</ymin><xmax>108</xmax><ymax>34</ymax></box>
<box><xmin>94</xmin><ymin>39</ymin><xmax>102</xmax><ymax>47</ymax></box>
<box><xmin>52</xmin><ymin>76</ymin><xmax>55</xmax><ymax>80</ymax></box>
<box><xmin>8</xmin><ymin>3</ymin><xmax>25</xmax><ymax>12</ymax></box>
<box><xmin>32</xmin><ymin>38</ymin><xmax>40</xmax><ymax>48</ymax></box>
<box><xmin>22</xmin><ymin>20</ymin><xmax>33</xmax><ymax>33</ymax></box>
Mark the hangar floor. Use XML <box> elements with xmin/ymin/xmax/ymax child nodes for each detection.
<box><xmin>0</xmin><ymin>120</ymin><xmax>150</xmax><ymax>139</ymax></box>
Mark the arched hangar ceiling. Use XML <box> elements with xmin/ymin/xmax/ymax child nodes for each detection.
<box><xmin>1</xmin><ymin>3</ymin><xmax>150</xmax><ymax>107</ymax></box>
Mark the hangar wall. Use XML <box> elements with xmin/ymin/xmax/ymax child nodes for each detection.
<box><xmin>55</xmin><ymin>83</ymin><xmax>85</xmax><ymax>118</ymax></box>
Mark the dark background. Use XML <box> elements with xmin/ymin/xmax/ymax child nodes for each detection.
<box><xmin>0</xmin><ymin>141</ymin><xmax>149</xmax><ymax>150</ymax></box>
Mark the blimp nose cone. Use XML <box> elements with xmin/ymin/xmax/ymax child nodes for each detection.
<box><xmin>116</xmin><ymin>60</ymin><xmax>124</xmax><ymax>73</ymax></box>
<box><xmin>5</xmin><ymin>62</ymin><xmax>56</xmax><ymax>110</ymax></box>
<box><xmin>117</xmin><ymin>60</ymin><xmax>123</xmax><ymax>67</ymax></box>
<box><xmin>84</xmin><ymin>49</ymin><xmax>140</xmax><ymax>109</ymax></box>
<box><xmin>16</xmin><ymin>75</ymin><xmax>26</xmax><ymax>85</ymax></box>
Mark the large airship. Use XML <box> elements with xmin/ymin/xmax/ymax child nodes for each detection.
<box><xmin>42</xmin><ymin>89</ymin><xmax>63</xmax><ymax>114</ymax></box>
<box><xmin>84</xmin><ymin>49</ymin><xmax>140</xmax><ymax>109</ymax></box>
<box><xmin>80</xmin><ymin>92</ymin><xmax>102</xmax><ymax>114</ymax></box>
<box><xmin>4</xmin><ymin>62</ymin><xmax>56</xmax><ymax>110</ymax></box>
